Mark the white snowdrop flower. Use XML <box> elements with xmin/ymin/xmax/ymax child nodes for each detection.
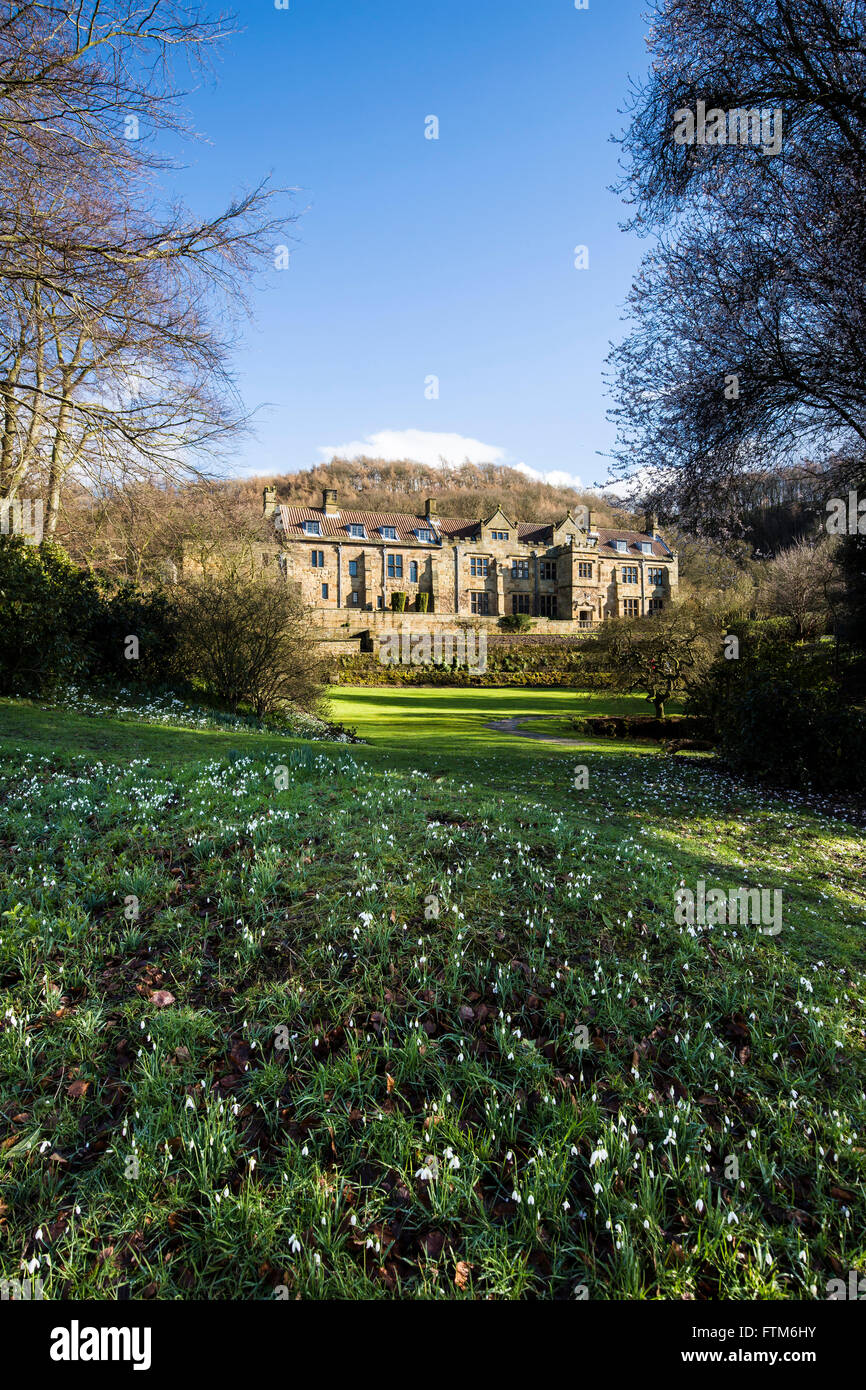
<box><xmin>589</xmin><ymin>1148</ymin><xmax>608</xmax><ymax>1168</ymax></box>
<box><xmin>289</xmin><ymin>1234</ymin><xmax>301</xmax><ymax>1254</ymax></box>
<box><xmin>695</xmin><ymin>1199</ymin><xmax>705</xmax><ymax>1214</ymax></box>
<box><xmin>511</xmin><ymin>1190</ymin><xmax>522</xmax><ymax>1204</ymax></box>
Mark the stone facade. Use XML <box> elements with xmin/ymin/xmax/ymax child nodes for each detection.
<box><xmin>259</xmin><ymin>487</ymin><xmax>678</xmax><ymax>624</ymax></box>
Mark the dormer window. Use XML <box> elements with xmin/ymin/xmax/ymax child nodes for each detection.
<box><xmin>491</xmin><ymin>530</ymin><xmax>509</xmax><ymax>540</ymax></box>
<box><xmin>613</xmin><ymin>539</ymin><xmax>628</xmax><ymax>553</ymax></box>
<box><xmin>380</xmin><ymin>526</ymin><xmax>397</xmax><ymax>540</ymax></box>
<box><xmin>347</xmin><ymin>524</ymin><xmax>366</xmax><ymax>539</ymax></box>
<box><xmin>303</xmin><ymin>520</ymin><xmax>321</xmax><ymax>536</ymax></box>
<box><xmin>639</xmin><ymin>541</ymin><xmax>653</xmax><ymax>555</ymax></box>
<box><xmin>415</xmin><ymin>528</ymin><xmax>436</xmax><ymax>543</ymax></box>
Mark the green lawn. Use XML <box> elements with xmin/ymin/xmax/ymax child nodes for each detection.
<box><xmin>1</xmin><ymin>686</ymin><xmax>864</xmax><ymax>1300</ymax></box>
<box><xmin>0</xmin><ymin>687</ymin><xmax>678</xmax><ymax>773</ymax></box>
<box><xmin>328</xmin><ymin>686</ymin><xmax>677</xmax><ymax>763</ymax></box>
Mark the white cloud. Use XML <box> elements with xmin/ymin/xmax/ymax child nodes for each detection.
<box><xmin>318</xmin><ymin>429</ymin><xmax>507</xmax><ymax>469</ymax></box>
<box><xmin>513</xmin><ymin>462</ymin><xmax>584</xmax><ymax>491</ymax></box>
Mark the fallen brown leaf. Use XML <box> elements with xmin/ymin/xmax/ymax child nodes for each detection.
<box><xmin>418</xmin><ymin>1230</ymin><xmax>446</xmax><ymax>1259</ymax></box>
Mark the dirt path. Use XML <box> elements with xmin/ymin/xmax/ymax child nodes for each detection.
<box><xmin>484</xmin><ymin>714</ymin><xmax>586</xmax><ymax>747</ymax></box>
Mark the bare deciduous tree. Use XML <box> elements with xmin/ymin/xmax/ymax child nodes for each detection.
<box><xmin>759</xmin><ymin>536</ymin><xmax>840</xmax><ymax>638</ymax></box>
<box><xmin>607</xmin><ymin>0</ymin><xmax>866</xmax><ymax>538</ymax></box>
<box><xmin>176</xmin><ymin>573</ymin><xmax>328</xmax><ymax>718</ymax></box>
<box><xmin>0</xmin><ymin>2</ymin><xmax>291</xmax><ymax>531</ymax></box>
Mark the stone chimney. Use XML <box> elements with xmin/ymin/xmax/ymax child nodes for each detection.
<box><xmin>322</xmin><ymin>488</ymin><xmax>339</xmax><ymax>515</ymax></box>
<box><xmin>425</xmin><ymin>497</ymin><xmax>439</xmax><ymax>519</ymax></box>
<box><xmin>588</xmin><ymin>510</ymin><xmax>599</xmax><ymax>532</ymax></box>
<box><xmin>262</xmin><ymin>485</ymin><xmax>278</xmax><ymax>519</ymax></box>
<box><xmin>644</xmin><ymin>509</ymin><xmax>658</xmax><ymax>538</ymax></box>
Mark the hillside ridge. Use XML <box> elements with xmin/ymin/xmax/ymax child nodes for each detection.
<box><xmin>228</xmin><ymin>456</ymin><xmax>621</xmax><ymax>527</ymax></box>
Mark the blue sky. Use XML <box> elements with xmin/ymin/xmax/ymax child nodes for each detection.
<box><xmin>167</xmin><ymin>0</ymin><xmax>652</xmax><ymax>490</ymax></box>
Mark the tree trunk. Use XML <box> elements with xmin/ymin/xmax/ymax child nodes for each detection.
<box><xmin>45</xmin><ymin>395</ymin><xmax>71</xmax><ymax>536</ymax></box>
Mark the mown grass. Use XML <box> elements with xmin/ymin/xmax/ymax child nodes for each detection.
<box><xmin>0</xmin><ymin>687</ymin><xmax>864</xmax><ymax>1300</ymax></box>
<box><xmin>330</xmin><ymin>686</ymin><xmax>657</xmax><ymax>756</ymax></box>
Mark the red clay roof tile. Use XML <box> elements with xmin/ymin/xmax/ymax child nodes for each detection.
<box><xmin>275</xmin><ymin>505</ymin><xmax>668</xmax><ymax>554</ymax></box>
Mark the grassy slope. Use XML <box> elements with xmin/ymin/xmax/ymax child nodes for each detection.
<box><xmin>0</xmin><ymin>696</ymin><xmax>316</xmax><ymax>765</ymax></box>
<box><xmin>0</xmin><ymin>688</ymin><xmax>864</xmax><ymax>1300</ymax></box>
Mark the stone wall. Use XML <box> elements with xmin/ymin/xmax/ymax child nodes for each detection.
<box><xmin>308</xmin><ymin>608</ymin><xmax>599</xmax><ymax>642</ymax></box>
<box><xmin>275</xmin><ymin>530</ymin><xmax>676</xmax><ymax>623</ymax></box>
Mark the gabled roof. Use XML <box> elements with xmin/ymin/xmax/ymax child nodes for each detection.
<box><xmin>277</xmin><ymin>505</ymin><xmax>460</xmax><ymax>545</ymax></box>
<box><xmin>481</xmin><ymin>506</ymin><xmax>517</xmax><ymax>529</ymax></box>
<box><xmin>275</xmin><ymin>503</ymin><xmax>669</xmax><ymax>554</ymax></box>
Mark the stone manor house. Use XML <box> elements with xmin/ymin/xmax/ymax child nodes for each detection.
<box><xmin>260</xmin><ymin>487</ymin><xmax>678</xmax><ymax>630</ymax></box>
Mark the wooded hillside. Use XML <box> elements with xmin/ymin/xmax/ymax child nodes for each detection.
<box><xmin>229</xmin><ymin>457</ymin><xmax>620</xmax><ymax>523</ymax></box>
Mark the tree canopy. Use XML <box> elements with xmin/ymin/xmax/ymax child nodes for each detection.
<box><xmin>608</xmin><ymin>1</ymin><xmax>866</xmax><ymax>538</ymax></box>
